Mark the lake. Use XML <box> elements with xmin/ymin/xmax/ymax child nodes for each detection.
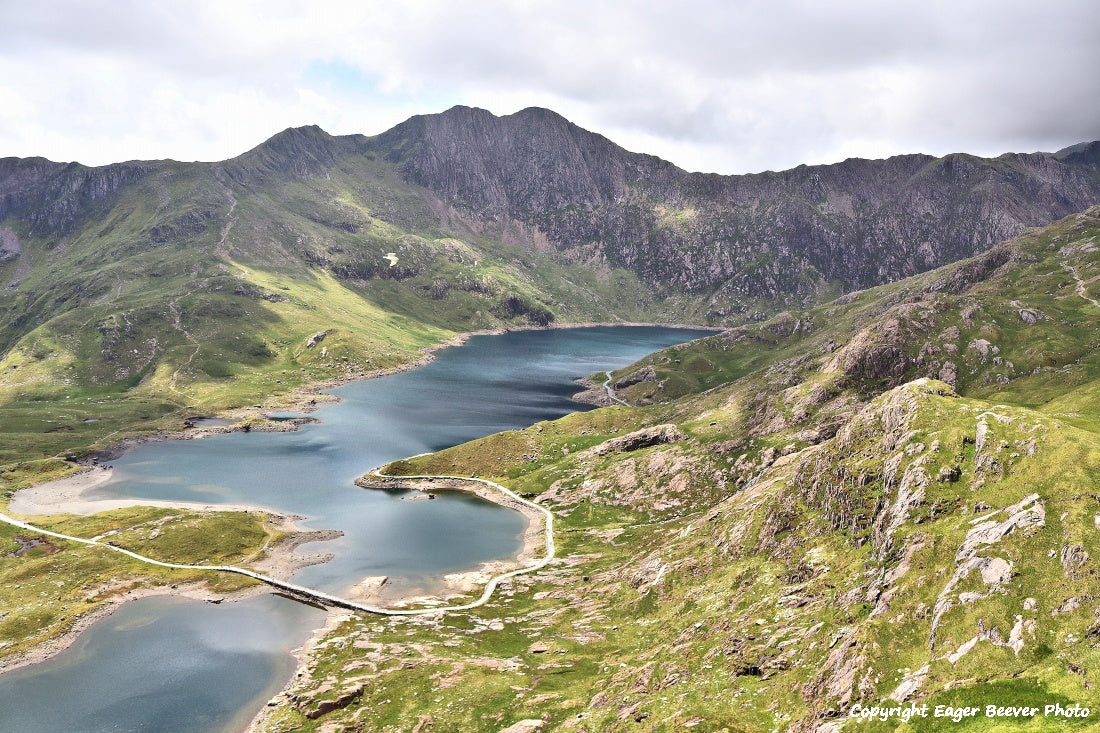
<box><xmin>0</xmin><ymin>326</ymin><xmax>707</xmax><ymax>732</ymax></box>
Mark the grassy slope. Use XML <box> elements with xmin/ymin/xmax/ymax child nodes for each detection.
<box><xmin>264</xmin><ymin>208</ymin><xmax>1100</xmax><ymax>731</ymax></box>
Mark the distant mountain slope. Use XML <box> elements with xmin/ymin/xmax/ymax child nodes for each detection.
<box><xmin>0</xmin><ymin>108</ymin><xmax>1098</xmax><ymax>469</ymax></box>
<box><xmin>376</xmin><ymin>107</ymin><xmax>1100</xmax><ymax>309</ymax></box>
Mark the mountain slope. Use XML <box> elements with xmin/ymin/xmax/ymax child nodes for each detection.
<box><xmin>378</xmin><ymin>107</ymin><xmax>1100</xmax><ymax>308</ymax></box>
<box><xmin>0</xmin><ymin>110</ymin><xmax>1098</xmax><ymax>473</ymax></box>
<box><xmin>266</xmin><ymin>207</ymin><xmax>1100</xmax><ymax>731</ymax></box>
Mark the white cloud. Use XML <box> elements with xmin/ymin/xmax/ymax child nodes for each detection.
<box><xmin>1</xmin><ymin>0</ymin><xmax>1097</xmax><ymax>173</ymax></box>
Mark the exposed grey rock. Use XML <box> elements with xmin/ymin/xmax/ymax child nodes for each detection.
<box><xmin>930</xmin><ymin>493</ymin><xmax>1044</xmax><ymax>649</ymax></box>
<box><xmin>612</xmin><ymin>366</ymin><xmax>656</xmax><ymax>389</ymax></box>
<box><xmin>938</xmin><ymin>360</ymin><xmax>958</xmax><ymax>386</ymax></box>
<box><xmin>376</xmin><ymin>107</ymin><xmax>1100</xmax><ymax>304</ymax></box>
<box><xmin>1060</xmin><ymin>544</ymin><xmax>1089</xmax><ymax>576</ymax></box>
<box><xmin>967</xmin><ymin>339</ymin><xmax>999</xmax><ymax>360</ymax></box>
<box><xmin>578</xmin><ymin>424</ymin><xmax>687</xmax><ymax>459</ymax></box>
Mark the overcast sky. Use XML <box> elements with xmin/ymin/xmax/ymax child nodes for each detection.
<box><xmin>2</xmin><ymin>0</ymin><xmax>1098</xmax><ymax>174</ymax></box>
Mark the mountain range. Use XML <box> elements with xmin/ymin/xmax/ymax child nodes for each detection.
<box><xmin>1</xmin><ymin>107</ymin><xmax>1099</xmax><ymax>462</ymax></box>
<box><xmin>3</xmin><ymin>107</ymin><xmax>1100</xmax><ymax>731</ymax></box>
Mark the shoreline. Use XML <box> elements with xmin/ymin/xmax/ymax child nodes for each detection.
<box><xmin>249</xmin><ymin>469</ymin><xmax>557</xmax><ymax>731</ymax></box>
<box><xmin>351</xmin><ymin>473</ymin><xmax>550</xmax><ymax>608</ymax></box>
<box><xmin>0</xmin><ymin>582</ymin><xmax>270</xmax><ymax>678</ymax></box>
<box><xmin>0</xmin><ymin>509</ymin><xmax>335</xmax><ymax>677</ymax></box>
<box><xmin>60</xmin><ymin>321</ymin><xmax>718</xmax><ymax>465</ymax></box>
<box><xmin>7</xmin><ymin>465</ymin><xmax>293</xmax><ymax>517</ymax></box>
<box><xmin>261</xmin><ymin>320</ymin><xmax>719</xmax><ymax>414</ymax></box>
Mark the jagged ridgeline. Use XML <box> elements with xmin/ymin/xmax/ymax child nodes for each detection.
<box><xmin>0</xmin><ymin>108</ymin><xmax>1098</xmax><ymax>463</ymax></box>
<box><xmin>269</xmin><ymin>208</ymin><xmax>1100</xmax><ymax>731</ymax></box>
<box><xmin>2</xmin><ymin>108</ymin><xmax>1100</xmax><ymax>396</ymax></box>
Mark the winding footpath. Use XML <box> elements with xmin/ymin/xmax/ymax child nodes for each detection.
<box><xmin>1064</xmin><ymin>262</ymin><xmax>1100</xmax><ymax>309</ymax></box>
<box><xmin>0</xmin><ymin>466</ymin><xmax>555</xmax><ymax>617</ymax></box>
<box><xmin>603</xmin><ymin>370</ymin><xmax>630</xmax><ymax>406</ymax></box>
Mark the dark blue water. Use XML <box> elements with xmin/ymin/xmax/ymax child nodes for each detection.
<box><xmin>0</xmin><ymin>326</ymin><xmax>707</xmax><ymax>733</ymax></box>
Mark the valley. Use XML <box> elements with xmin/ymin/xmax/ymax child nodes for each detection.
<box><xmin>1</xmin><ymin>107</ymin><xmax>1099</xmax><ymax>732</ymax></box>
<box><xmin>2</xmin><ymin>108</ymin><xmax>1098</xmax><ymax>487</ymax></box>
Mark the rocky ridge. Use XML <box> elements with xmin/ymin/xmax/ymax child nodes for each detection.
<box><xmin>261</xmin><ymin>208</ymin><xmax>1100</xmax><ymax>732</ymax></box>
<box><xmin>377</xmin><ymin>107</ymin><xmax>1100</xmax><ymax>309</ymax></box>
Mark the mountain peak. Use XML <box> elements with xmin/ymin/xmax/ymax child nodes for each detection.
<box><xmin>1055</xmin><ymin>140</ymin><xmax>1100</xmax><ymax>165</ymax></box>
<box><xmin>230</xmin><ymin>124</ymin><xmax>340</xmax><ymax>180</ymax></box>
<box><xmin>255</xmin><ymin>124</ymin><xmax>334</xmax><ymax>152</ymax></box>
<box><xmin>368</xmin><ymin>103</ymin><xmax>646</xmax><ymax>217</ymax></box>
<box><xmin>510</xmin><ymin>106</ymin><xmax>570</xmax><ymax>122</ymax></box>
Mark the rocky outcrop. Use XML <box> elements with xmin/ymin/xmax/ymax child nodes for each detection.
<box><xmin>790</xmin><ymin>379</ymin><xmax>954</xmax><ymax>542</ymax></box>
<box><xmin>297</xmin><ymin>680</ymin><xmax>367</xmax><ymax>720</ymax></box>
<box><xmin>577</xmin><ymin>424</ymin><xmax>686</xmax><ymax>459</ymax></box>
<box><xmin>612</xmin><ymin>366</ymin><xmax>657</xmax><ymax>389</ymax></box>
<box><xmin>0</xmin><ymin>227</ymin><xmax>21</xmax><ymax>263</ymax></box>
<box><xmin>928</xmin><ymin>493</ymin><xmax>1044</xmax><ymax>652</ymax></box>
<box><xmin>0</xmin><ymin>158</ymin><xmax>161</xmax><ymax>233</ymax></box>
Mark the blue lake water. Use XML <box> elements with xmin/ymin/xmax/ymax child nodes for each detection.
<box><xmin>0</xmin><ymin>326</ymin><xmax>708</xmax><ymax>732</ymax></box>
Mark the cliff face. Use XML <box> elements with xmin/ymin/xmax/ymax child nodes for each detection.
<box><xmin>3</xmin><ymin>108</ymin><xmax>1099</xmax><ymax>313</ymax></box>
<box><xmin>376</xmin><ymin>106</ymin><xmax>645</xmax><ymax>214</ymax></box>
<box><xmin>0</xmin><ymin>157</ymin><xmax>162</xmax><ymax>234</ymax></box>
<box><xmin>374</xmin><ymin>106</ymin><xmax>1100</xmax><ymax>308</ymax></box>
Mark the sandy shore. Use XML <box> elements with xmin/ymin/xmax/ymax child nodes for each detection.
<box><xmin>8</xmin><ymin>465</ymin><xmax>290</xmax><ymax>517</ymax></box>
<box><xmin>249</xmin><ymin>473</ymin><xmax>554</xmax><ymax>732</ymax></box>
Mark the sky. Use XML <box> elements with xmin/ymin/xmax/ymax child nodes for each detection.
<box><xmin>1</xmin><ymin>0</ymin><xmax>1098</xmax><ymax>175</ymax></box>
